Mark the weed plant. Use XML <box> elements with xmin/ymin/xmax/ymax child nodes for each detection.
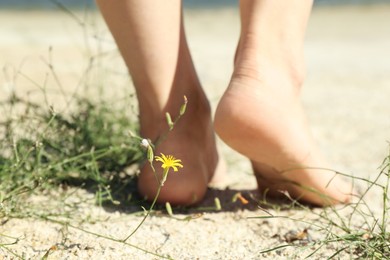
<box><xmin>0</xmin><ymin>92</ymin><xmax>143</xmax><ymax>217</ymax></box>
<box><xmin>0</xmin><ymin>86</ymin><xmax>186</xmax><ymax>259</ymax></box>
<box><xmin>254</xmin><ymin>147</ymin><xmax>390</xmax><ymax>259</ymax></box>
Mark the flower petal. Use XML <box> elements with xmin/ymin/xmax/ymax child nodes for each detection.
<box><xmin>161</xmin><ymin>153</ymin><xmax>168</xmax><ymax>161</ymax></box>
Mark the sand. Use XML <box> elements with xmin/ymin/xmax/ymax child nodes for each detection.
<box><xmin>1</xmin><ymin>4</ymin><xmax>390</xmax><ymax>259</ymax></box>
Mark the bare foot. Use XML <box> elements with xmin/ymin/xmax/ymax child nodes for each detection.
<box><xmin>215</xmin><ymin>50</ymin><xmax>352</xmax><ymax>206</ymax></box>
<box><xmin>137</xmin><ymin>90</ymin><xmax>222</xmax><ymax>205</ymax></box>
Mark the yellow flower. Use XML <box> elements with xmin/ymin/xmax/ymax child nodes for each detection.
<box><xmin>155</xmin><ymin>153</ymin><xmax>183</xmax><ymax>172</ymax></box>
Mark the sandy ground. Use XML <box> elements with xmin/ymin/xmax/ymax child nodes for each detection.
<box><xmin>1</xmin><ymin>4</ymin><xmax>390</xmax><ymax>259</ymax></box>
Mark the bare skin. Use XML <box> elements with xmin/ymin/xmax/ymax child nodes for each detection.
<box><xmin>96</xmin><ymin>0</ymin><xmax>220</xmax><ymax>205</ymax></box>
<box><xmin>97</xmin><ymin>0</ymin><xmax>352</xmax><ymax>206</ymax></box>
<box><xmin>214</xmin><ymin>0</ymin><xmax>352</xmax><ymax>206</ymax></box>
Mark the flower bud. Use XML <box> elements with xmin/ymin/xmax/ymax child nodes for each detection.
<box><xmin>147</xmin><ymin>146</ymin><xmax>154</xmax><ymax>163</ymax></box>
<box><xmin>166</xmin><ymin>112</ymin><xmax>174</xmax><ymax>130</ymax></box>
<box><xmin>179</xmin><ymin>95</ymin><xmax>188</xmax><ymax>116</ymax></box>
<box><xmin>140</xmin><ymin>138</ymin><xmax>150</xmax><ymax>149</ymax></box>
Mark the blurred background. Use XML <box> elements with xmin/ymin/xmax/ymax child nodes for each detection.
<box><xmin>1</xmin><ymin>0</ymin><xmax>390</xmax><ymax>9</ymax></box>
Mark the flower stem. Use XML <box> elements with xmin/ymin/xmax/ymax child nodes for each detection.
<box><xmin>122</xmin><ymin>181</ymin><xmax>163</xmax><ymax>242</ymax></box>
<box><xmin>161</xmin><ymin>168</ymin><xmax>169</xmax><ymax>186</ymax></box>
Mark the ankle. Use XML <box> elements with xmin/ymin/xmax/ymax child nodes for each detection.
<box><xmin>139</xmin><ymin>86</ymin><xmax>211</xmax><ymax>140</ymax></box>
<box><xmin>234</xmin><ymin>36</ymin><xmax>306</xmax><ymax>90</ymax></box>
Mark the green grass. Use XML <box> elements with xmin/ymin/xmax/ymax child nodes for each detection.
<box><xmin>252</xmin><ymin>148</ymin><xmax>390</xmax><ymax>259</ymax></box>
<box><xmin>0</xmin><ymin>92</ymin><xmax>143</xmax><ymax>216</ymax></box>
<box><xmin>0</xmin><ymin>89</ymin><xmax>169</xmax><ymax>258</ymax></box>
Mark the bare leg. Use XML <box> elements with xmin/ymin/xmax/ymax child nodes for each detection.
<box><xmin>215</xmin><ymin>0</ymin><xmax>352</xmax><ymax>206</ymax></box>
<box><xmin>96</xmin><ymin>0</ymin><xmax>221</xmax><ymax>205</ymax></box>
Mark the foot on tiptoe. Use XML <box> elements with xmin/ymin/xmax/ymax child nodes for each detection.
<box><xmin>215</xmin><ymin>49</ymin><xmax>352</xmax><ymax>206</ymax></box>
